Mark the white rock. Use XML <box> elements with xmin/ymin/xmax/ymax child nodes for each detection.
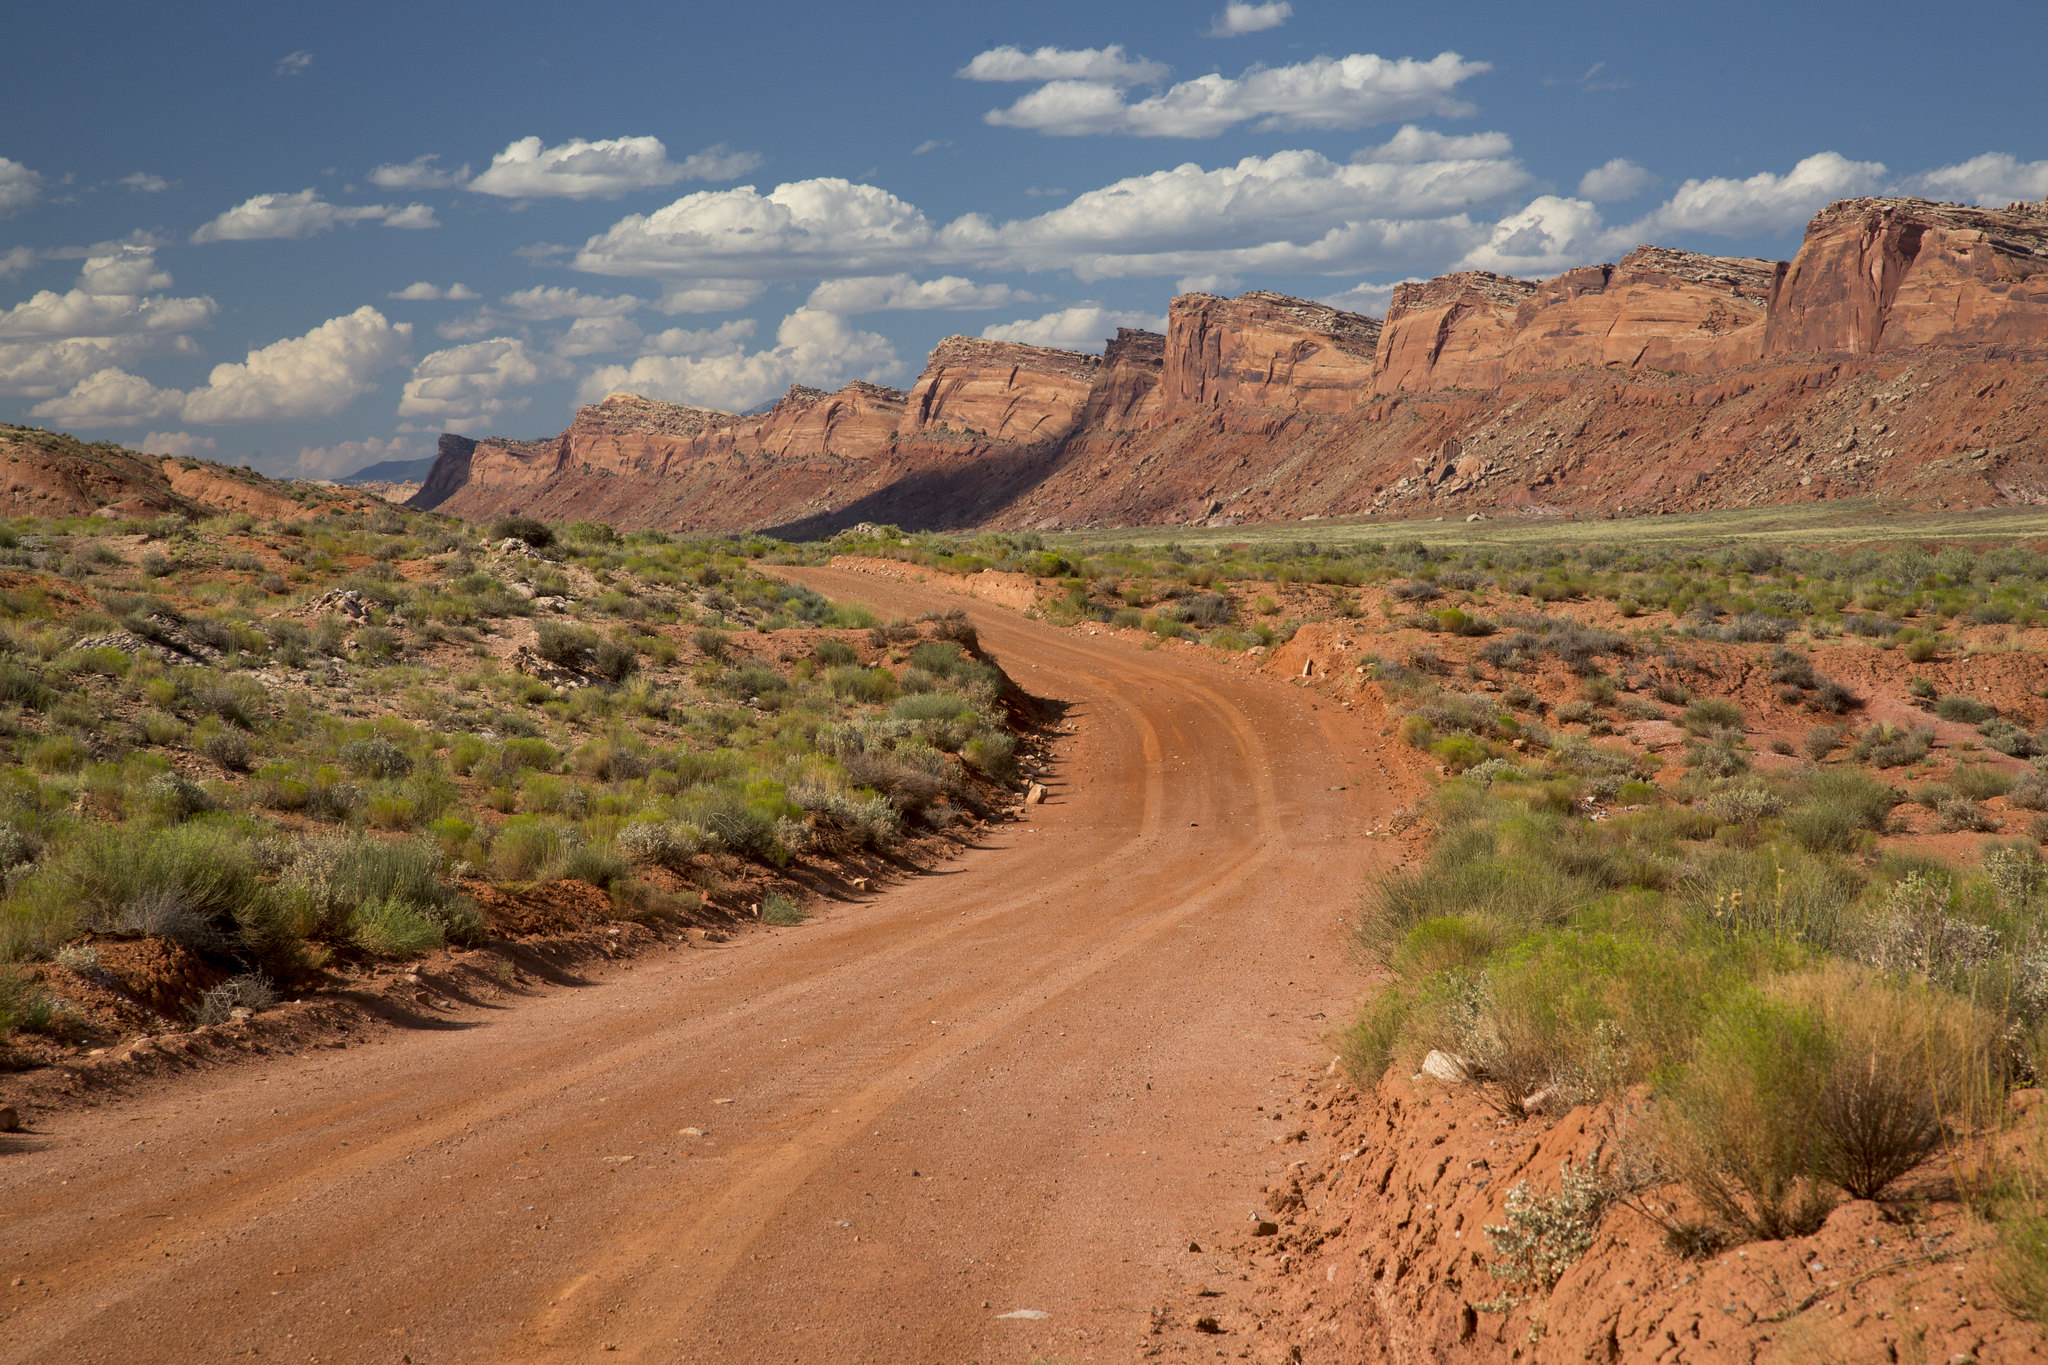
<box><xmin>1420</xmin><ymin>1050</ymin><xmax>1473</xmax><ymax>1084</ymax></box>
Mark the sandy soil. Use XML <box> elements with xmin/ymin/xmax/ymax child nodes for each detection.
<box><xmin>0</xmin><ymin>564</ymin><xmax>1420</xmax><ymax>1364</ymax></box>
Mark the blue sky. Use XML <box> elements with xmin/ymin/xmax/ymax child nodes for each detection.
<box><xmin>4</xmin><ymin>0</ymin><xmax>2044</xmax><ymax>478</ymax></box>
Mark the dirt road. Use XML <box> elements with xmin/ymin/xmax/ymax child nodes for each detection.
<box><xmin>2</xmin><ymin>566</ymin><xmax>1404</xmax><ymax>1364</ymax></box>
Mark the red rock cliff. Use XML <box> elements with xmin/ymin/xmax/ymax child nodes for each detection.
<box><xmin>896</xmin><ymin>336</ymin><xmax>1100</xmax><ymax>445</ymax></box>
<box><xmin>1164</xmin><ymin>291</ymin><xmax>1380</xmax><ymax>414</ymax></box>
<box><xmin>1765</xmin><ymin>197</ymin><xmax>2048</xmax><ymax>356</ymax></box>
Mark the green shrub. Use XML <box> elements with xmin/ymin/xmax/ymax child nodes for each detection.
<box><xmin>489</xmin><ymin>818</ymin><xmax>573</xmax><ymax>881</ymax></box>
<box><xmin>892</xmin><ymin>692</ymin><xmax>972</xmax><ymax>722</ymax></box>
<box><xmin>1783</xmin><ymin>768</ymin><xmax>1897</xmax><ymax>852</ymax></box>
<box><xmin>560</xmin><ymin>842</ymin><xmax>629</xmax><ymax>889</ymax></box>
<box><xmin>535</xmin><ymin>620</ymin><xmax>599</xmax><ymax>668</ymax></box>
<box><xmin>827</xmin><ymin>666</ymin><xmax>899</xmax><ymax>705</ymax></box>
<box><xmin>350</xmin><ymin>897</ymin><xmax>445</xmax><ymax>955</ymax></box>
<box><xmin>1680</xmin><ymin>698</ymin><xmax>1744</xmax><ymax>736</ymax></box>
<box><xmin>1952</xmin><ymin>762</ymin><xmax>2016</xmax><ymax>801</ymax></box>
<box><xmin>491</xmin><ymin>516</ymin><xmax>553</xmax><ymax>548</ymax></box>
<box><xmin>813</xmin><ymin>637</ymin><xmax>857</xmax><ymax>667</ymax></box>
<box><xmin>761</xmin><ymin>891</ymin><xmax>807</xmax><ymax>925</ymax></box>
<box><xmin>1937</xmin><ymin>695</ymin><xmax>1997</xmax><ymax>724</ymax></box>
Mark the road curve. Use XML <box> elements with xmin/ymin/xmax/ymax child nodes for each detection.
<box><xmin>2</xmin><ymin>565</ymin><xmax>1403</xmax><ymax>1364</ymax></box>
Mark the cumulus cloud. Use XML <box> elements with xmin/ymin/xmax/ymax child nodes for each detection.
<box><xmin>981</xmin><ymin>306</ymin><xmax>1165</xmax><ymax>351</ymax></box>
<box><xmin>579</xmin><ymin>307</ymin><xmax>902</xmax><ymax>413</ymax></box>
<box><xmin>554</xmin><ymin>316</ymin><xmax>645</xmax><ymax>358</ymax></box>
<box><xmin>1456</xmin><ymin>195</ymin><xmax>1609</xmax><ymax>276</ymax></box>
<box><xmin>657</xmin><ymin>279</ymin><xmax>765</xmax><ymax>313</ymax></box>
<box><xmin>983</xmin><ymin>51</ymin><xmax>1489</xmax><ymax>137</ymax></box>
<box><xmin>0</xmin><ymin>158</ymin><xmax>44</xmax><ymax>217</ymax></box>
<box><xmin>573</xmin><ymin>178</ymin><xmax>939</xmax><ymax>280</ymax></box>
<box><xmin>369</xmin><ymin>154</ymin><xmax>472</xmax><ymax>190</ymax></box>
<box><xmin>1625</xmin><ymin>151</ymin><xmax>1886</xmax><ymax>238</ymax></box>
<box><xmin>468</xmin><ymin>136</ymin><xmax>762</xmax><ymax>200</ymax></box>
<box><xmin>1903</xmin><ymin>153</ymin><xmax>2048</xmax><ymax>207</ymax></box>
<box><xmin>294</xmin><ymin>433</ymin><xmax>424</xmax><ymax>479</ymax></box>
<box><xmin>1577</xmin><ymin>158</ymin><xmax>1656</xmax><ymax>202</ymax></box>
<box><xmin>31</xmin><ymin>306</ymin><xmax>411</xmax><ymax>425</ymax></box>
<box><xmin>118</xmin><ymin>172</ymin><xmax>172</xmax><ymax>194</ymax></box>
<box><xmin>1356</xmin><ymin>125</ymin><xmax>1512</xmax><ymax>164</ymax></box>
<box><xmin>0</xmin><ymin>248</ymin><xmax>216</xmax><ymax>398</ymax></box>
<box><xmin>957</xmin><ymin>45</ymin><xmax>1167</xmax><ymax>84</ymax></box>
<box><xmin>397</xmin><ymin>337</ymin><xmax>568</xmax><ymax>425</ymax></box>
<box><xmin>191</xmin><ymin>189</ymin><xmax>439</xmax><ymax>242</ymax></box>
<box><xmin>574</xmin><ymin>151</ymin><xmax>1526</xmax><ymax>284</ymax></box>
<box><xmin>1209</xmin><ymin>2</ymin><xmax>1291</xmax><ymax>36</ymax></box>
<box><xmin>140</xmin><ymin>431</ymin><xmax>218</xmax><ymax>458</ymax></box>
<box><xmin>387</xmin><ymin>282</ymin><xmax>480</xmax><ymax>301</ymax></box>
<box><xmin>275</xmin><ymin>50</ymin><xmax>312</xmax><ymax>76</ymax></box>
<box><xmin>1176</xmin><ymin>272</ymin><xmax>1243</xmax><ymax>294</ymax></box>
<box><xmin>499</xmin><ymin>286</ymin><xmax>643</xmax><ymax>320</ymax></box>
<box><xmin>804</xmin><ymin>274</ymin><xmax>1040</xmax><ymax>312</ymax></box>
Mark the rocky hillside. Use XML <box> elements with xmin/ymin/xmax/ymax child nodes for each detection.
<box><xmin>0</xmin><ymin>426</ymin><xmax>368</xmax><ymax>522</ymax></box>
<box><xmin>411</xmin><ymin>196</ymin><xmax>2048</xmax><ymax>533</ymax></box>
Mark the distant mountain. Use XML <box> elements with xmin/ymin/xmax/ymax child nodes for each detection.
<box><xmin>336</xmin><ymin>457</ymin><xmax>439</xmax><ymax>486</ymax></box>
<box><xmin>411</xmin><ymin>196</ymin><xmax>2048</xmax><ymax>533</ymax></box>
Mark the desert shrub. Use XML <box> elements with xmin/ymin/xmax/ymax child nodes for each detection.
<box><xmin>1854</xmin><ymin>724</ymin><xmax>1933</xmax><ymax>769</ymax></box>
<box><xmin>191</xmin><ymin>972</ymin><xmax>277</xmax><ymax>1025</ymax></box>
<box><xmin>761</xmin><ymin>891</ymin><xmax>807</xmax><ymax>926</ymax></box>
<box><xmin>1783</xmin><ymin>768</ymin><xmax>1897</xmax><ymax>852</ymax></box>
<box><xmin>691</xmin><ymin>627</ymin><xmax>731</xmax><ymax>660</ymax></box>
<box><xmin>201</xmin><ymin>727</ymin><xmax>252</xmax><ymax>772</ymax></box>
<box><xmin>1663</xmin><ymin>990</ymin><xmax>1837</xmax><ymax>1241</ymax></box>
<box><xmin>1796</xmin><ymin>968</ymin><xmax>1996</xmax><ymax>1200</ymax></box>
<box><xmin>1855</xmin><ymin>870</ymin><xmax>1999</xmax><ymax>986</ymax></box>
<box><xmin>814</xmin><ymin>637</ymin><xmax>857</xmax><ymax>667</ymax></box>
<box><xmin>489</xmin><ymin>818</ymin><xmax>574</xmax><ymax>881</ymax></box>
<box><xmin>961</xmin><ymin>729</ymin><xmax>1017</xmax><ymax>779</ymax></box>
<box><xmin>893</xmin><ymin>692</ymin><xmax>972</xmax><ymax>723</ymax></box>
<box><xmin>1937</xmin><ymin>695</ymin><xmax>1997</xmax><ymax>724</ymax></box>
<box><xmin>827</xmin><ymin>666</ymin><xmax>899</xmax><ymax>705</ymax></box>
<box><xmin>1952</xmin><ymin>762</ymin><xmax>2016</xmax><ymax>801</ymax></box>
<box><xmin>491</xmin><ymin>516</ymin><xmax>553</xmax><ymax>548</ymax></box>
<box><xmin>1479</xmin><ymin>1158</ymin><xmax>1613</xmax><ymax>1306</ymax></box>
<box><xmin>535</xmin><ymin>620</ymin><xmax>599</xmax><ymax>669</ymax></box>
<box><xmin>699</xmin><ymin>797</ymin><xmax>784</xmax><ymax>862</ymax></box>
<box><xmin>1938</xmin><ymin>798</ymin><xmax>2002</xmax><ymax>833</ymax></box>
<box><xmin>618</xmin><ymin>820</ymin><xmax>708</xmax><ymax>869</ymax></box>
<box><xmin>717</xmin><ymin>662</ymin><xmax>785</xmax><ymax>700</ymax></box>
<box><xmin>1980</xmin><ymin>718</ymin><xmax>2039</xmax><ymax>758</ymax></box>
<box><xmin>2011</xmin><ymin>774</ymin><xmax>2048</xmax><ymax>812</ymax></box>
<box><xmin>590</xmin><ymin>640</ymin><xmax>638</xmax><ymax>684</ymax></box>
<box><xmin>350</xmin><ymin>897</ymin><xmax>445</xmax><ymax>955</ymax></box>
<box><xmin>0</xmin><ymin>965</ymin><xmax>52</xmax><ymax>1034</ymax></box>
<box><xmin>1801</xmin><ymin>725</ymin><xmax>1843</xmax><ymax>761</ymax></box>
<box><xmin>340</xmin><ymin>736</ymin><xmax>412</xmax><ymax>780</ymax></box>
<box><xmin>282</xmin><ymin>834</ymin><xmax>475</xmax><ymax>945</ymax></box>
<box><xmin>560</xmin><ymin>842</ymin><xmax>629</xmax><ymax>889</ymax></box>
<box><xmin>1809</xmin><ymin>679</ymin><xmax>1861</xmax><ymax>715</ymax></box>
<box><xmin>1679</xmin><ymin>698</ymin><xmax>1744</xmax><ymax>736</ymax></box>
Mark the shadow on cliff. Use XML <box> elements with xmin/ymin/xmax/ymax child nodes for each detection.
<box><xmin>759</xmin><ymin>444</ymin><xmax>1066</xmax><ymax>540</ymax></box>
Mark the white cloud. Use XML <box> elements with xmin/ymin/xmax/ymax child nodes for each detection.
<box><xmin>118</xmin><ymin>172</ymin><xmax>172</xmax><ymax>194</ymax></box>
<box><xmin>0</xmin><ymin>158</ymin><xmax>43</xmax><ymax>217</ymax></box>
<box><xmin>657</xmin><ymin>279</ymin><xmax>765</xmax><ymax>313</ymax></box>
<box><xmin>369</xmin><ymin>154</ymin><xmax>471</xmax><ymax>190</ymax></box>
<box><xmin>640</xmin><ymin>319</ymin><xmax>758</xmax><ymax>355</ymax></box>
<box><xmin>983</xmin><ymin>51</ymin><xmax>1490</xmax><ymax>137</ymax></box>
<box><xmin>0</xmin><ymin>247</ymin><xmax>35</xmax><ymax>278</ymax></box>
<box><xmin>294</xmin><ymin>433</ymin><xmax>425</xmax><ymax>479</ymax></box>
<box><xmin>1626</xmin><ymin>151</ymin><xmax>1886</xmax><ymax>238</ymax></box>
<box><xmin>957</xmin><ymin>45</ymin><xmax>1167</xmax><ymax>85</ymax></box>
<box><xmin>804</xmin><ymin>274</ymin><xmax>1041</xmax><ymax>312</ymax></box>
<box><xmin>31</xmin><ymin>306</ymin><xmax>411</xmax><ymax>425</ymax></box>
<box><xmin>981</xmin><ymin>306</ymin><xmax>1165</xmax><ymax>351</ymax></box>
<box><xmin>1903</xmin><ymin>153</ymin><xmax>2048</xmax><ymax>207</ymax></box>
<box><xmin>499</xmin><ymin>285</ymin><xmax>643</xmax><ymax>320</ymax></box>
<box><xmin>275</xmin><ymin>50</ymin><xmax>312</xmax><ymax>76</ymax></box>
<box><xmin>575</xmin><ymin>151</ymin><xmax>1526</xmax><ymax>285</ymax></box>
<box><xmin>397</xmin><ymin>337</ymin><xmax>567</xmax><ymax>425</ymax></box>
<box><xmin>1457</xmin><ymin>195</ymin><xmax>1608</xmax><ymax>276</ymax></box>
<box><xmin>1175</xmin><ymin>273</ymin><xmax>1242</xmax><ymax>294</ymax></box>
<box><xmin>912</xmin><ymin>139</ymin><xmax>953</xmax><ymax>156</ymax></box>
<box><xmin>0</xmin><ymin>248</ymin><xmax>216</xmax><ymax>402</ymax></box>
<box><xmin>1577</xmin><ymin>158</ymin><xmax>1656</xmax><ymax>202</ymax></box>
<box><xmin>958</xmin><ymin>149</ymin><xmax>1525</xmax><ymax>278</ymax></box>
<box><xmin>140</xmin><ymin>431</ymin><xmax>218</xmax><ymax>458</ymax></box>
<box><xmin>191</xmin><ymin>189</ymin><xmax>439</xmax><ymax>242</ymax></box>
<box><xmin>1209</xmin><ymin>2</ymin><xmax>1291</xmax><ymax>36</ymax></box>
<box><xmin>387</xmin><ymin>282</ymin><xmax>480</xmax><ymax>301</ymax></box>
<box><xmin>467</xmin><ymin>136</ymin><xmax>762</xmax><ymax>200</ymax></box>
<box><xmin>0</xmin><ymin>335</ymin><xmax>199</xmax><ymax>399</ymax></box>
<box><xmin>1356</xmin><ymin>125</ymin><xmax>1512</xmax><ymax>164</ymax></box>
<box><xmin>579</xmin><ymin>307</ymin><xmax>902</xmax><ymax>412</ymax></box>
<box><xmin>554</xmin><ymin>316</ymin><xmax>645</xmax><ymax>357</ymax></box>
<box><xmin>574</xmin><ymin>178</ymin><xmax>939</xmax><ymax>280</ymax></box>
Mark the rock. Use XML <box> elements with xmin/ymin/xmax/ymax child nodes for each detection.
<box><xmin>1420</xmin><ymin>1050</ymin><xmax>1474</xmax><ymax>1084</ymax></box>
<box><xmin>1194</xmin><ymin>1315</ymin><xmax>1224</xmax><ymax>1333</ymax></box>
<box><xmin>678</xmin><ymin>1127</ymin><xmax>705</xmax><ymax>1137</ymax></box>
<box><xmin>1026</xmin><ymin>783</ymin><xmax>1047</xmax><ymax>804</ymax></box>
<box><xmin>1520</xmin><ymin>1088</ymin><xmax>1551</xmax><ymax>1115</ymax></box>
<box><xmin>900</xmin><ymin>337</ymin><xmax>1101</xmax><ymax>444</ymax></box>
<box><xmin>1164</xmin><ymin>291</ymin><xmax>1380</xmax><ymax>414</ymax></box>
<box><xmin>0</xmin><ymin>1104</ymin><xmax>20</xmax><ymax>1132</ymax></box>
<box><xmin>850</xmin><ymin>876</ymin><xmax>872</xmax><ymax>892</ymax></box>
<box><xmin>1251</xmin><ymin>1220</ymin><xmax>1280</xmax><ymax>1237</ymax></box>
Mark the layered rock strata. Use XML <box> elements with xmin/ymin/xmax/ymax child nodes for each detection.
<box><xmin>413</xmin><ymin>196</ymin><xmax>2048</xmax><ymax>532</ymax></box>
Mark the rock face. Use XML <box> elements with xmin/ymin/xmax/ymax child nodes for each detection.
<box><xmin>412</xmin><ymin>196</ymin><xmax>2048</xmax><ymax>531</ymax></box>
<box><xmin>1766</xmin><ymin>197</ymin><xmax>2048</xmax><ymax>356</ymax></box>
<box><xmin>896</xmin><ymin>336</ymin><xmax>1100</xmax><ymax>444</ymax></box>
<box><xmin>1165</xmin><ymin>291</ymin><xmax>1380</xmax><ymax>414</ymax></box>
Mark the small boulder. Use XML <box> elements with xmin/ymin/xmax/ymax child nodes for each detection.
<box><xmin>0</xmin><ymin>1105</ymin><xmax>20</xmax><ymax>1133</ymax></box>
<box><xmin>1026</xmin><ymin>783</ymin><xmax>1047</xmax><ymax>805</ymax></box>
<box><xmin>1420</xmin><ymin>1050</ymin><xmax>1474</xmax><ymax>1084</ymax></box>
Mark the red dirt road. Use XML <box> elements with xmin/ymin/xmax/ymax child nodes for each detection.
<box><xmin>1</xmin><ymin>567</ymin><xmax>1403</xmax><ymax>1364</ymax></box>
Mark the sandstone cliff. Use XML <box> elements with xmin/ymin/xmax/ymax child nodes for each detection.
<box><xmin>412</xmin><ymin>196</ymin><xmax>2048</xmax><ymax>533</ymax></box>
